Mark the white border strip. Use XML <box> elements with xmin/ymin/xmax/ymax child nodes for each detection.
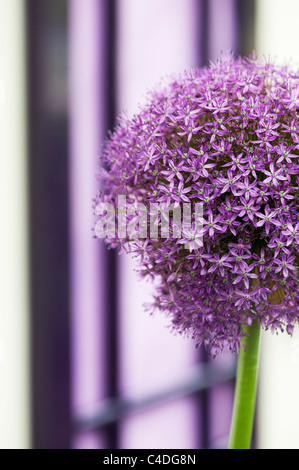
<box><xmin>0</xmin><ymin>0</ymin><xmax>31</xmax><ymax>449</ymax></box>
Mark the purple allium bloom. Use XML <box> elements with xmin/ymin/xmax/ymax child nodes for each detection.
<box><xmin>96</xmin><ymin>53</ymin><xmax>299</xmax><ymax>355</ymax></box>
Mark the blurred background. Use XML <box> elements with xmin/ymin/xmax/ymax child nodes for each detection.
<box><xmin>1</xmin><ymin>0</ymin><xmax>299</xmax><ymax>449</ymax></box>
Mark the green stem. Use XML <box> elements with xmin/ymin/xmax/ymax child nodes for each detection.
<box><xmin>229</xmin><ymin>319</ymin><xmax>261</xmax><ymax>449</ymax></box>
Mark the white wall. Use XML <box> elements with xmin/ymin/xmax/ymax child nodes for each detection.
<box><xmin>0</xmin><ymin>0</ymin><xmax>31</xmax><ymax>448</ymax></box>
<box><xmin>255</xmin><ymin>0</ymin><xmax>299</xmax><ymax>449</ymax></box>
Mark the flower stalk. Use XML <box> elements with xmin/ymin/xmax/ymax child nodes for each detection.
<box><xmin>229</xmin><ymin>320</ymin><xmax>261</xmax><ymax>449</ymax></box>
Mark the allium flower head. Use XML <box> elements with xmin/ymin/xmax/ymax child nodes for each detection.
<box><xmin>96</xmin><ymin>53</ymin><xmax>299</xmax><ymax>355</ymax></box>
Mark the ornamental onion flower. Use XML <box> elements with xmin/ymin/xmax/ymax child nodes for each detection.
<box><xmin>95</xmin><ymin>52</ymin><xmax>299</xmax><ymax>357</ymax></box>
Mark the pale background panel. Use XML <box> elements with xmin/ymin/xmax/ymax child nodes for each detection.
<box><xmin>256</xmin><ymin>0</ymin><xmax>299</xmax><ymax>449</ymax></box>
<box><xmin>256</xmin><ymin>0</ymin><xmax>299</xmax><ymax>66</ymax></box>
<box><xmin>0</xmin><ymin>0</ymin><xmax>31</xmax><ymax>449</ymax></box>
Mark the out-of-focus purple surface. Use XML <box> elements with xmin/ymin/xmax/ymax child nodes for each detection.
<box><xmin>69</xmin><ymin>0</ymin><xmax>106</xmax><ymax>449</ymax></box>
<box><xmin>208</xmin><ymin>0</ymin><xmax>238</xmax><ymax>60</ymax></box>
<box><xmin>117</xmin><ymin>0</ymin><xmax>200</xmax><ymax>449</ymax></box>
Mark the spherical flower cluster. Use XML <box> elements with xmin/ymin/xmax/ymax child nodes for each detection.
<box><xmin>96</xmin><ymin>53</ymin><xmax>299</xmax><ymax>355</ymax></box>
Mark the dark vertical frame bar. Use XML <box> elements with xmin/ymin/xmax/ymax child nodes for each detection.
<box><xmin>198</xmin><ymin>0</ymin><xmax>211</xmax><ymax>449</ymax></box>
<box><xmin>198</xmin><ymin>0</ymin><xmax>210</xmax><ymax>422</ymax></box>
<box><xmin>200</xmin><ymin>349</ymin><xmax>211</xmax><ymax>449</ymax></box>
<box><xmin>103</xmin><ymin>0</ymin><xmax>119</xmax><ymax>449</ymax></box>
<box><xmin>235</xmin><ymin>0</ymin><xmax>256</xmax><ymax>56</ymax></box>
<box><xmin>26</xmin><ymin>0</ymin><xmax>71</xmax><ymax>448</ymax></box>
<box><xmin>200</xmin><ymin>0</ymin><xmax>209</xmax><ymax>66</ymax></box>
